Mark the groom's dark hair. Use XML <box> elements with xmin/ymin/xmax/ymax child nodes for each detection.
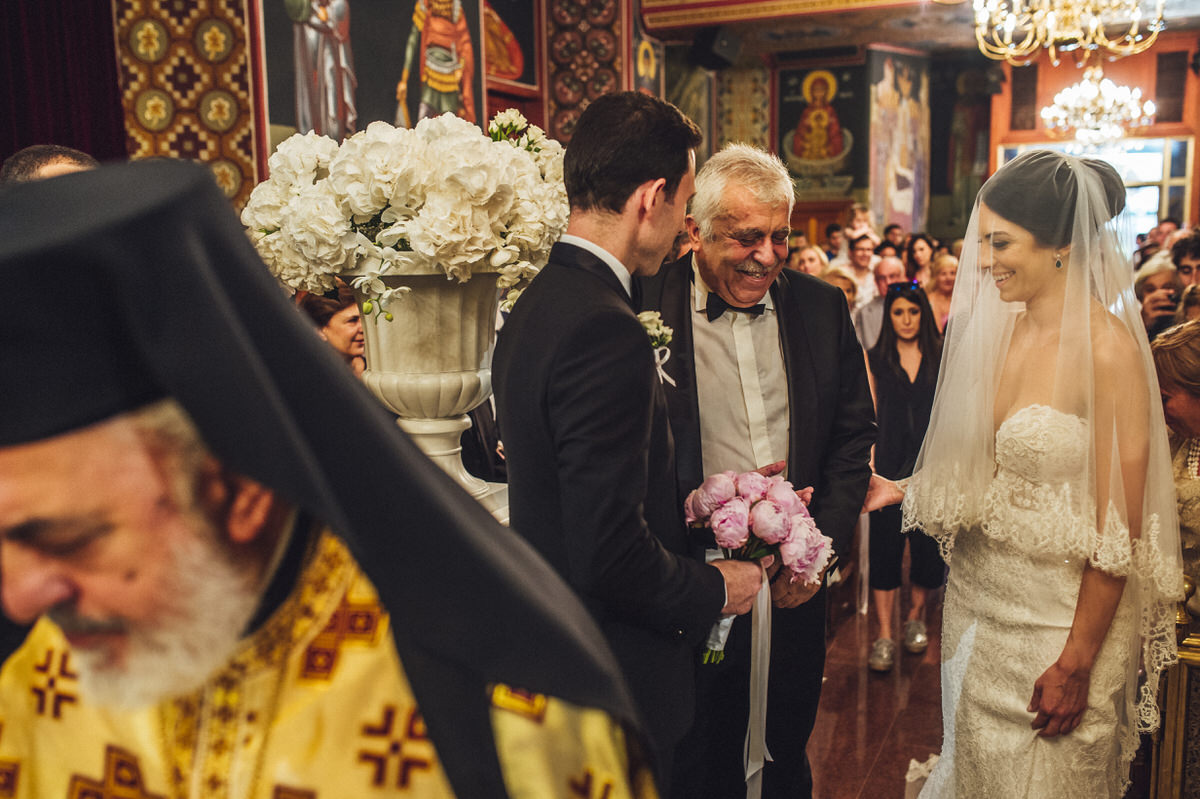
<box><xmin>564</xmin><ymin>91</ymin><xmax>702</xmax><ymax>215</ymax></box>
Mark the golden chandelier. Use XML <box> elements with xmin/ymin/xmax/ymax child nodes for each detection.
<box><xmin>1040</xmin><ymin>66</ymin><xmax>1156</xmax><ymax>145</ymax></box>
<box><xmin>973</xmin><ymin>0</ymin><xmax>1166</xmax><ymax>65</ymax></box>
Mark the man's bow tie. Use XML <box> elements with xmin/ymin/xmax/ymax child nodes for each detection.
<box><xmin>706</xmin><ymin>292</ymin><xmax>765</xmax><ymax>322</ymax></box>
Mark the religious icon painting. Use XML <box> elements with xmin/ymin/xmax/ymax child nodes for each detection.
<box><xmin>777</xmin><ymin>63</ymin><xmax>868</xmax><ymax>200</ymax></box>
<box><xmin>483</xmin><ymin>0</ymin><xmax>539</xmax><ymax>91</ymax></box>
<box><xmin>260</xmin><ymin>0</ymin><xmax>486</xmax><ymax>145</ymax></box>
<box><xmin>867</xmin><ymin>47</ymin><xmax>931</xmax><ymax>235</ymax></box>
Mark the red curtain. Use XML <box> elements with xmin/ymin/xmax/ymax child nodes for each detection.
<box><xmin>0</xmin><ymin>0</ymin><xmax>126</xmax><ymax>163</ymax></box>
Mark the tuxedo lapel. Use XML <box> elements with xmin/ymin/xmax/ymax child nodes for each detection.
<box><xmin>654</xmin><ymin>260</ymin><xmax>705</xmax><ymax>493</ymax></box>
<box><xmin>774</xmin><ymin>273</ymin><xmax>820</xmax><ymax>484</ymax></box>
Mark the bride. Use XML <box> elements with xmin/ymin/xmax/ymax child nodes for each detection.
<box><xmin>866</xmin><ymin>150</ymin><xmax>1183</xmax><ymax>796</ymax></box>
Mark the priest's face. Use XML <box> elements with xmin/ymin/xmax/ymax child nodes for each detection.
<box><xmin>690</xmin><ymin>183</ymin><xmax>790</xmax><ymax>307</ymax></box>
<box><xmin>0</xmin><ymin>412</ymin><xmax>262</xmax><ymax>708</ymax></box>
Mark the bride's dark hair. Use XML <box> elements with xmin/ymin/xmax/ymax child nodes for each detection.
<box><xmin>979</xmin><ymin>150</ymin><xmax>1126</xmax><ymax>248</ymax></box>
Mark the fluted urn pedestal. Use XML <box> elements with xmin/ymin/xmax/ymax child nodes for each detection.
<box><xmin>351</xmin><ymin>264</ymin><xmax>508</xmax><ymax>523</ymax></box>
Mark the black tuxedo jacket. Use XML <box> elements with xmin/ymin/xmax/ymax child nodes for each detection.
<box><xmin>638</xmin><ymin>258</ymin><xmax>875</xmax><ymax>559</ymax></box>
<box><xmin>493</xmin><ymin>242</ymin><xmax>726</xmax><ymax>767</ymax></box>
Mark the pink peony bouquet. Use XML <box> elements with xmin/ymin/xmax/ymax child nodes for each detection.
<box><xmin>685</xmin><ymin>469</ymin><xmax>832</xmax><ymax>664</ymax></box>
<box><xmin>685</xmin><ymin>470</ymin><xmax>830</xmax><ymax>583</ymax></box>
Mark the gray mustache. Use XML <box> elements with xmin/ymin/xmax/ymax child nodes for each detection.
<box><xmin>48</xmin><ymin>607</ymin><xmax>127</xmax><ymax>636</ymax></box>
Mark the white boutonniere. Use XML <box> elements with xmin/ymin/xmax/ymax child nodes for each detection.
<box><xmin>637</xmin><ymin>311</ymin><xmax>677</xmax><ymax>387</ymax></box>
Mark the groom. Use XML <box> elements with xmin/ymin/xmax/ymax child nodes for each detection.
<box><xmin>638</xmin><ymin>144</ymin><xmax>875</xmax><ymax>797</ymax></box>
<box><xmin>492</xmin><ymin>93</ymin><xmax>766</xmax><ymax>784</ymax></box>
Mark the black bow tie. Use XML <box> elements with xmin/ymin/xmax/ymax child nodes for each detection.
<box><xmin>706</xmin><ymin>292</ymin><xmax>765</xmax><ymax>322</ymax></box>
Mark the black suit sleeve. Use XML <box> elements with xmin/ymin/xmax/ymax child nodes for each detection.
<box><xmin>546</xmin><ymin>308</ymin><xmax>724</xmax><ymax>635</ymax></box>
<box><xmin>812</xmin><ymin>301</ymin><xmax>876</xmax><ymax>559</ymax></box>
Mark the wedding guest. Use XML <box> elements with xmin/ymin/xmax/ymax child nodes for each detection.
<box><xmin>905</xmin><ymin>232</ymin><xmax>935</xmax><ymax>284</ymax></box>
<box><xmin>298</xmin><ymin>282</ymin><xmax>365</xmax><ymax>375</ymax></box>
<box><xmin>844</xmin><ymin>202</ymin><xmax>881</xmax><ymax>250</ymax></box>
<box><xmin>824</xmin><ymin>222</ymin><xmax>844</xmax><ymax>261</ymax></box>
<box><xmin>1151</xmin><ymin>319</ymin><xmax>1200</xmax><ymax>616</ymax></box>
<box><xmin>792</xmin><ymin>244</ymin><xmax>828</xmax><ymax>276</ymax></box>
<box><xmin>0</xmin><ymin>144</ymin><xmax>98</xmax><ymax>183</ymax></box>
<box><xmin>845</xmin><ymin>234</ymin><xmax>880</xmax><ymax>312</ymax></box>
<box><xmin>1136</xmin><ymin>256</ymin><xmax>1183</xmax><ymax>341</ymax></box>
<box><xmin>493</xmin><ymin>91</ymin><xmax>765</xmax><ymax>785</ymax></box>
<box><xmin>884</xmin><ymin>223</ymin><xmax>906</xmax><ymax>250</ymax></box>
<box><xmin>853</xmin><ymin>256</ymin><xmax>907</xmax><ymax>350</ymax></box>
<box><xmin>819</xmin><ymin>265</ymin><xmax>858</xmax><ymax>311</ymax></box>
<box><xmin>1178</xmin><ymin>284</ymin><xmax>1200</xmax><ymax>324</ymax></box>
<box><xmin>1170</xmin><ymin>229</ymin><xmax>1200</xmax><ymax>287</ymax></box>
<box><xmin>865</xmin><ymin>283</ymin><xmax>945</xmax><ymax>672</ymax></box>
<box><xmin>924</xmin><ymin>254</ymin><xmax>958</xmax><ymax>333</ymax></box>
<box><xmin>639</xmin><ymin>143</ymin><xmax>874</xmax><ymax>799</ymax></box>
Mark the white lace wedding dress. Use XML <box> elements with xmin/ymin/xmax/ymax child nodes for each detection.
<box><xmin>918</xmin><ymin>405</ymin><xmax>1139</xmax><ymax>798</ymax></box>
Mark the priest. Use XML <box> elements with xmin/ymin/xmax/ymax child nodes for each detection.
<box><xmin>0</xmin><ymin>160</ymin><xmax>654</xmax><ymax>798</ymax></box>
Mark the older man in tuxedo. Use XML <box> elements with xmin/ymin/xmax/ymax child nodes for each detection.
<box><xmin>493</xmin><ymin>93</ymin><xmax>765</xmax><ymax>784</ymax></box>
<box><xmin>638</xmin><ymin>144</ymin><xmax>875</xmax><ymax>798</ymax></box>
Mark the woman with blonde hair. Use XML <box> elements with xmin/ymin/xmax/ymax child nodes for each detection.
<box><xmin>924</xmin><ymin>254</ymin><xmax>958</xmax><ymax>333</ymax></box>
<box><xmin>819</xmin><ymin>265</ymin><xmax>857</xmax><ymax>310</ymax></box>
<box><xmin>1151</xmin><ymin>319</ymin><xmax>1200</xmax><ymax>615</ymax></box>
<box><xmin>789</xmin><ymin>244</ymin><xmax>829</xmax><ymax>276</ymax></box>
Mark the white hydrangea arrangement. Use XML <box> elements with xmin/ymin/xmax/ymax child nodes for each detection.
<box><xmin>241</xmin><ymin>110</ymin><xmax>568</xmax><ymax>313</ymax></box>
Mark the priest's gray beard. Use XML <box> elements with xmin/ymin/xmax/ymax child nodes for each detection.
<box><xmin>48</xmin><ymin>515</ymin><xmax>260</xmax><ymax>710</ymax></box>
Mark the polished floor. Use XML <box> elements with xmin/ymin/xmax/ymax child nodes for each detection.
<box><xmin>809</xmin><ymin>583</ymin><xmax>944</xmax><ymax>799</ymax></box>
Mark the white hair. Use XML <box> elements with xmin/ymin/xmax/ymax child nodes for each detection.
<box><xmin>57</xmin><ymin>398</ymin><xmax>263</xmax><ymax>709</ymax></box>
<box><xmin>691</xmin><ymin>144</ymin><xmax>795</xmax><ymax>241</ymax></box>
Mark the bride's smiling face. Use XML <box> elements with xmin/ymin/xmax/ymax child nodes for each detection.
<box><xmin>977</xmin><ymin>202</ymin><xmax>1061</xmax><ymax>304</ymax></box>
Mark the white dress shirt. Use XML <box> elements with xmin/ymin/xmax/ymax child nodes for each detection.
<box><xmin>691</xmin><ymin>261</ymin><xmax>791</xmax><ymax>477</ymax></box>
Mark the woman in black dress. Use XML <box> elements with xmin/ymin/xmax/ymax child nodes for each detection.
<box><xmin>867</xmin><ymin>282</ymin><xmax>946</xmax><ymax>672</ymax></box>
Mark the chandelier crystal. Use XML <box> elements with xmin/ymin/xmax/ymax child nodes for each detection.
<box><xmin>1040</xmin><ymin>66</ymin><xmax>1156</xmax><ymax>146</ymax></box>
<box><xmin>973</xmin><ymin>0</ymin><xmax>1166</xmax><ymax>65</ymax></box>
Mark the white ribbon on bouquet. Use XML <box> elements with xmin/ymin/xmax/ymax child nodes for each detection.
<box><xmin>743</xmin><ymin>570</ymin><xmax>773</xmax><ymax>799</ymax></box>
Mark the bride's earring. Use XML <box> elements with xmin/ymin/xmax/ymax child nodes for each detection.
<box><xmin>1055</xmin><ymin>253</ymin><xmax>1063</xmax><ymax>270</ymax></box>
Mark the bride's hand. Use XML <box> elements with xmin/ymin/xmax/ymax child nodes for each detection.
<box><xmin>861</xmin><ymin>473</ymin><xmax>905</xmax><ymax>513</ymax></box>
<box><xmin>1028</xmin><ymin>658</ymin><xmax>1090</xmax><ymax>737</ymax></box>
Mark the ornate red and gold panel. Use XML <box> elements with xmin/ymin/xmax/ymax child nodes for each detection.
<box><xmin>545</xmin><ymin>0</ymin><xmax>624</xmax><ymax>143</ymax></box>
<box><xmin>715</xmin><ymin>66</ymin><xmax>770</xmax><ymax>151</ymax></box>
<box><xmin>111</xmin><ymin>0</ymin><xmax>267</xmax><ymax>209</ymax></box>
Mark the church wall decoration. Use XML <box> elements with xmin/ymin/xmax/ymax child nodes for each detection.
<box><xmin>867</xmin><ymin>47</ymin><xmax>930</xmax><ymax>235</ymax></box>
<box><xmin>664</xmin><ymin>46</ymin><xmax>713</xmax><ymax>166</ymax></box>
<box><xmin>777</xmin><ymin>62</ymin><xmax>868</xmax><ymax>201</ymax></box>
<box><xmin>260</xmin><ymin>0</ymin><xmax>486</xmax><ymax>144</ymax></box>
<box><xmin>484</xmin><ymin>0</ymin><xmax>539</xmax><ymax>91</ymax></box>
<box><xmin>112</xmin><ymin>0</ymin><xmax>268</xmax><ymax>210</ymax></box>
<box><xmin>631</xmin><ymin>0</ymin><xmax>664</xmax><ymax>99</ymax></box>
<box><xmin>546</xmin><ymin>0</ymin><xmax>624</xmax><ymax>143</ymax></box>
<box><xmin>716</xmin><ymin>65</ymin><xmax>770</xmax><ymax>152</ymax></box>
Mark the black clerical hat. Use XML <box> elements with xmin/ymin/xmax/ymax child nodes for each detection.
<box><xmin>0</xmin><ymin>160</ymin><xmax>639</xmax><ymax>795</ymax></box>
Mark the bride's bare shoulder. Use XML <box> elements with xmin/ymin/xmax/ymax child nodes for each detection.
<box><xmin>1090</xmin><ymin>304</ymin><xmax>1142</xmax><ymax>377</ymax></box>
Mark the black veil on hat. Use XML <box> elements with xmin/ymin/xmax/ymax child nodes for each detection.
<box><xmin>0</xmin><ymin>160</ymin><xmax>640</xmax><ymax>795</ymax></box>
